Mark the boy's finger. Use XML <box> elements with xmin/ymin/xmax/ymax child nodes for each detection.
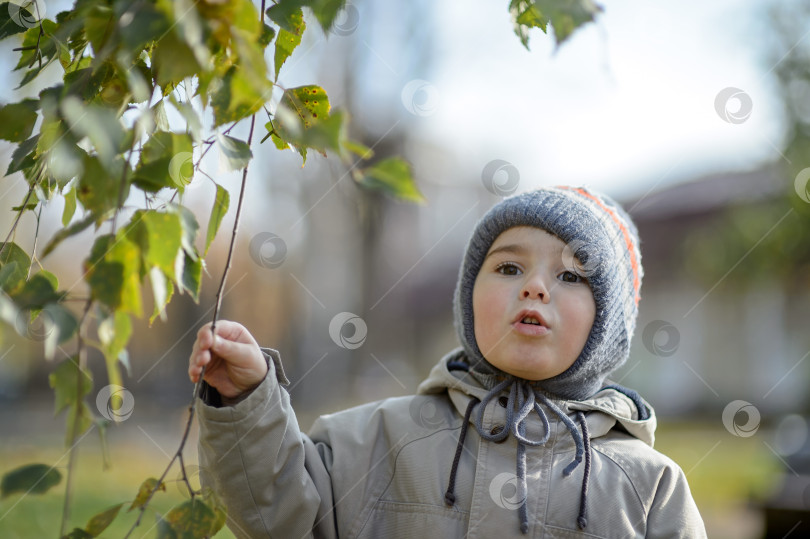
<box><xmin>211</xmin><ymin>334</ymin><xmax>255</xmax><ymax>363</ymax></box>
<box><xmin>211</xmin><ymin>320</ymin><xmax>255</xmax><ymax>346</ymax></box>
<box><xmin>197</xmin><ymin>322</ymin><xmax>214</xmax><ymax>339</ymax></box>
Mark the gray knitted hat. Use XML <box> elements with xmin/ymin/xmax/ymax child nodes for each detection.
<box><xmin>453</xmin><ymin>186</ymin><xmax>643</xmax><ymax>400</ymax></box>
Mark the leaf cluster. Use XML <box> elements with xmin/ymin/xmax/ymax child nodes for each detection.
<box><xmin>0</xmin><ymin>0</ymin><xmax>602</xmax><ymax>537</ymax></box>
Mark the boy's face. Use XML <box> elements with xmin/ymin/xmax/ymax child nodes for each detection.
<box><xmin>472</xmin><ymin>226</ymin><xmax>596</xmax><ymax>381</ymax></box>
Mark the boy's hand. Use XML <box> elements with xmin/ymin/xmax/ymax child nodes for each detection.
<box><xmin>188</xmin><ymin>320</ymin><xmax>268</xmax><ymax>399</ymax></box>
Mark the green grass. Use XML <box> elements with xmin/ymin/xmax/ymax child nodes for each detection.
<box><xmin>654</xmin><ymin>421</ymin><xmax>784</xmax><ymax>539</ymax></box>
<box><xmin>0</xmin><ymin>441</ymin><xmax>237</xmax><ymax>539</ymax></box>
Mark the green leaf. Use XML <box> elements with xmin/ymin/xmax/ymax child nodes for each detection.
<box><xmin>62</xmin><ymin>528</ymin><xmax>93</xmax><ymax>539</ymax></box>
<box><xmin>534</xmin><ymin>0</ymin><xmax>601</xmax><ymax>46</ymax></box>
<box><xmin>169</xmin><ymin>0</ymin><xmax>210</xmax><ymax>68</ymax></box>
<box><xmin>124</xmin><ymin>58</ymin><xmax>153</xmax><ymax>103</ymax></box>
<box><xmin>49</xmin><ymin>357</ymin><xmax>93</xmax><ymax>416</ymax></box>
<box><xmin>129</xmin><ymin>477</ymin><xmax>164</xmax><ymax>512</ymax></box>
<box><xmin>266</xmin><ymin>1</ymin><xmax>305</xmax><ymax>32</ymax></box>
<box><xmin>117</xmin><ymin>0</ymin><xmax>170</xmax><ymax>53</ymax></box>
<box><xmin>132</xmin><ymin>132</ymin><xmax>194</xmax><ymax>192</ymax></box>
<box><xmin>63</xmin><ymin>68</ymin><xmax>102</xmax><ymax>104</ymax></box>
<box><xmin>341</xmin><ymin>139</ymin><xmax>374</xmax><ymax>160</ymax></box>
<box><xmin>85</xmin><ymin>503</ymin><xmax>124</xmax><ymax>536</ymax></box>
<box><xmin>83</xmin><ymin>4</ymin><xmax>116</xmax><ymax>58</ymax></box>
<box><xmin>358</xmin><ymin>158</ymin><xmax>425</xmax><ymax>203</ymax></box>
<box><xmin>308</xmin><ymin>0</ymin><xmax>347</xmax><ymax>34</ymax></box>
<box><xmin>168</xmin><ymin>96</ymin><xmax>202</xmax><ymax>144</ymax></box>
<box><xmin>274</xmin><ymin>86</ymin><xmax>343</xmax><ymax>158</ymax></box>
<box><xmin>176</xmin><ymin>251</ymin><xmax>202</xmax><ymax>302</ymax></box>
<box><xmin>163</xmin><ymin>498</ymin><xmax>220</xmax><ymax>538</ymax></box>
<box><xmin>9</xmin><ymin>272</ymin><xmax>62</xmax><ymax>309</ymax></box>
<box><xmin>216</xmin><ymin>134</ymin><xmax>252</xmax><ymax>171</ymax></box>
<box><xmin>278</xmin><ymin>85</ymin><xmax>331</xmax><ymax>130</ymax></box>
<box><xmin>42</xmin><ymin>303</ymin><xmax>80</xmax><ymax>360</ymax></box>
<box><xmin>510</xmin><ymin>0</ymin><xmax>549</xmax><ymax>49</ymax></box>
<box><xmin>34</xmin><ymin>118</ymin><xmax>86</xmax><ymax>186</ymax></box>
<box><xmin>156</xmin><ymin>515</ymin><xmax>178</xmax><ymax>539</ymax></box>
<box><xmin>85</xmin><ymin>234</ymin><xmax>143</xmax><ymax>317</ymax></box>
<box><xmin>16</xmin><ymin>302</ymin><xmax>79</xmax><ymax>358</ymax></box>
<box><xmin>124</xmin><ymin>210</ymin><xmax>184</xmax><ymax>279</ymax></box>
<box><xmin>47</xmin><ymin>138</ymin><xmax>85</xmax><ymax>186</ymax></box>
<box><xmin>0</xmin><ymin>242</ymin><xmax>31</xmax><ymax>293</ymax></box>
<box><xmin>259</xmin><ymin>22</ymin><xmax>276</xmax><ymax>46</ymax></box>
<box><xmin>6</xmin><ymin>134</ymin><xmax>38</xmax><ymax>175</ymax></box>
<box><xmin>77</xmin><ymin>155</ymin><xmax>127</xmax><ymax>216</ymax></box>
<box><xmin>0</xmin><ymin>2</ymin><xmax>36</xmax><ymax>40</ymax></box>
<box><xmin>117</xmin><ymin>349</ymin><xmax>132</xmax><ymax>377</ymax></box>
<box><xmin>210</xmin><ymin>65</ymin><xmax>270</xmax><ymax>127</ymax></box>
<box><xmin>296</xmin><ymin>110</ymin><xmax>344</xmax><ymax>156</ymax></box>
<box><xmin>153</xmin><ymin>100</ymin><xmax>170</xmax><ymax>132</ymax></box>
<box><xmin>1</xmin><ymin>464</ymin><xmax>62</xmax><ymax>498</ymax></box>
<box><xmin>97</xmin><ymin>310</ymin><xmax>131</xmax><ymax>387</ymax></box>
<box><xmin>229</xmin><ymin>0</ymin><xmax>263</xmax><ymax>36</ymax></box>
<box><xmin>38</xmin><ymin>269</ymin><xmax>58</xmax><ymax>289</ymax></box>
<box><xmin>201</xmin><ymin>487</ymin><xmax>227</xmax><ymax>536</ymax></box>
<box><xmin>273</xmin><ymin>8</ymin><xmax>305</xmax><ymax>79</ymax></box>
<box><xmin>62</xmin><ymin>184</ymin><xmax>78</xmax><ymax>227</ymax></box>
<box><xmin>60</xmin><ymin>97</ymin><xmax>125</xmax><ymax>171</ymax></box>
<box><xmin>205</xmin><ymin>185</ymin><xmax>230</xmax><ymax>257</ymax></box>
<box><xmin>0</xmin><ymin>99</ymin><xmax>38</xmax><ymax>142</ymax></box>
<box><xmin>152</xmin><ymin>30</ymin><xmax>201</xmax><ymax>88</ymax></box>
<box><xmin>165</xmin><ymin>204</ymin><xmax>200</xmax><ymax>263</ymax></box>
<box><xmin>148</xmin><ymin>266</ymin><xmax>173</xmax><ymax>324</ymax></box>
<box><xmin>14</xmin><ymin>19</ymin><xmax>58</xmax><ymax>72</ymax></box>
<box><xmin>268</xmin><ymin>130</ymin><xmax>289</xmax><ymax>151</ymax></box>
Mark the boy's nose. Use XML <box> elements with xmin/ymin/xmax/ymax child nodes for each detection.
<box><xmin>521</xmin><ymin>272</ymin><xmax>550</xmax><ymax>302</ymax></box>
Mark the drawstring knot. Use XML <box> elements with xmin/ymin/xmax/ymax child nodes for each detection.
<box><xmin>444</xmin><ymin>378</ymin><xmax>592</xmax><ymax>534</ymax></box>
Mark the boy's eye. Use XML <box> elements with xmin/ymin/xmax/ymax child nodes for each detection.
<box><xmin>496</xmin><ymin>262</ymin><xmax>521</xmax><ymax>276</ymax></box>
<box><xmin>559</xmin><ymin>270</ymin><xmax>583</xmax><ymax>283</ymax></box>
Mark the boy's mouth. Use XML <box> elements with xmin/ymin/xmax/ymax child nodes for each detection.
<box><xmin>513</xmin><ymin>310</ymin><xmax>549</xmax><ymax>329</ymax></box>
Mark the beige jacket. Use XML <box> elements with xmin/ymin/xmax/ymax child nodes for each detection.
<box><xmin>198</xmin><ymin>349</ymin><xmax>707</xmax><ymax>538</ymax></box>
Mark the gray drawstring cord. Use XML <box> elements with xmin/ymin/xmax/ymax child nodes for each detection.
<box><xmin>575</xmin><ymin>410</ymin><xmax>591</xmax><ymax>529</ymax></box>
<box><xmin>442</xmin><ymin>372</ymin><xmax>648</xmax><ymax>533</ymax></box>
<box><xmin>471</xmin><ymin>378</ymin><xmax>590</xmax><ymax>534</ymax></box>
<box><xmin>445</xmin><ymin>396</ymin><xmax>480</xmax><ymax>506</ymax></box>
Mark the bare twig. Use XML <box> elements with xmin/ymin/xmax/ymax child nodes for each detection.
<box><xmin>0</xmin><ymin>180</ymin><xmax>38</xmax><ymax>258</ymax></box>
<box><xmin>59</xmin><ymin>298</ymin><xmax>94</xmax><ymax>537</ymax></box>
<box><xmin>124</xmin><ymin>112</ymin><xmax>257</xmax><ymax>538</ymax></box>
<box><xmin>126</xmin><ymin>2</ymin><xmax>265</xmax><ymax>533</ymax></box>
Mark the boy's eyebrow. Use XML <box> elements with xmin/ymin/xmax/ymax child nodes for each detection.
<box><xmin>483</xmin><ymin>243</ymin><xmax>527</xmax><ymax>261</ymax></box>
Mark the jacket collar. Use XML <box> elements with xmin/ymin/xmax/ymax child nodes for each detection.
<box><xmin>417</xmin><ymin>347</ymin><xmax>657</xmax><ymax>447</ymax></box>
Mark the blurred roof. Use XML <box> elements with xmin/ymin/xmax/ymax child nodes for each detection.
<box><xmin>626</xmin><ymin>164</ymin><xmax>786</xmax><ymax>222</ymax></box>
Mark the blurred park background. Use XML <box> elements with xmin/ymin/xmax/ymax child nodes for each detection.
<box><xmin>2</xmin><ymin>0</ymin><xmax>810</xmax><ymax>537</ymax></box>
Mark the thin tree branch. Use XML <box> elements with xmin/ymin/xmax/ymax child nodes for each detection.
<box><xmin>59</xmin><ymin>298</ymin><xmax>93</xmax><ymax>538</ymax></box>
<box><xmin>124</xmin><ymin>113</ymin><xmax>258</xmax><ymax>538</ymax></box>
<box><xmin>0</xmin><ymin>180</ymin><xmax>37</xmax><ymax>258</ymax></box>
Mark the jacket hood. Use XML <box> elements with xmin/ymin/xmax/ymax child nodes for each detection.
<box><xmin>417</xmin><ymin>348</ymin><xmax>657</xmax><ymax>448</ymax></box>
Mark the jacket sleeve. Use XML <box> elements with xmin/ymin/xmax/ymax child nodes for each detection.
<box><xmin>645</xmin><ymin>460</ymin><xmax>707</xmax><ymax>538</ymax></box>
<box><xmin>197</xmin><ymin>348</ymin><xmax>338</xmax><ymax>539</ymax></box>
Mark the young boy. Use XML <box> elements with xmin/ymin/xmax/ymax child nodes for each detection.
<box><xmin>188</xmin><ymin>186</ymin><xmax>707</xmax><ymax>538</ymax></box>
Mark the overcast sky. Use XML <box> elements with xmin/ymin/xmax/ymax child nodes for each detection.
<box><xmin>406</xmin><ymin>0</ymin><xmax>788</xmax><ymax>199</ymax></box>
<box><xmin>0</xmin><ymin>0</ymin><xmax>792</xmax><ymax>209</ymax></box>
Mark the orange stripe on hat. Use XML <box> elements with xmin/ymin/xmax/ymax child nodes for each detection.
<box><xmin>557</xmin><ymin>186</ymin><xmax>641</xmax><ymax>305</ymax></box>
